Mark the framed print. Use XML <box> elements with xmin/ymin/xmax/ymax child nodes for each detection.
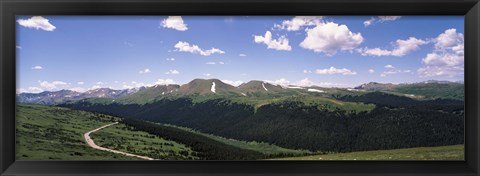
<box><xmin>1</xmin><ymin>0</ymin><xmax>479</xmax><ymax>175</ymax></box>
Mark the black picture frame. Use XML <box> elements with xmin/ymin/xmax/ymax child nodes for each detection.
<box><xmin>1</xmin><ymin>0</ymin><xmax>479</xmax><ymax>175</ymax></box>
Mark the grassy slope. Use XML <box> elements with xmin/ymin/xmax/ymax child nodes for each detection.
<box><xmin>271</xmin><ymin>145</ymin><xmax>464</xmax><ymax>160</ymax></box>
<box><xmin>16</xmin><ymin>104</ymin><xmax>137</xmax><ymax>160</ymax></box>
<box><xmin>16</xmin><ymin>104</ymin><xmax>193</xmax><ymax>160</ymax></box>
<box><xmin>90</xmin><ymin>123</ymin><xmax>198</xmax><ymax>160</ymax></box>
<box><xmin>392</xmin><ymin>83</ymin><xmax>464</xmax><ymax>100</ymax></box>
<box><xmin>160</xmin><ymin>123</ymin><xmax>311</xmax><ymax>156</ymax></box>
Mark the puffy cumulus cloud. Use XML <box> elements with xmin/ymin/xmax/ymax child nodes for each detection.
<box><xmin>418</xmin><ymin>28</ymin><xmax>464</xmax><ymax>78</ymax></box>
<box><xmin>364</xmin><ymin>16</ymin><xmax>401</xmax><ymax>27</ymax></box>
<box><xmin>313</xmin><ymin>67</ymin><xmax>357</xmax><ymax>75</ymax></box>
<box><xmin>155</xmin><ymin>79</ymin><xmax>176</xmax><ymax>85</ymax></box>
<box><xmin>31</xmin><ymin>66</ymin><xmax>43</xmax><ymax>70</ymax></box>
<box><xmin>368</xmin><ymin>69</ymin><xmax>375</xmax><ymax>73</ymax></box>
<box><xmin>17</xmin><ymin>16</ymin><xmax>56</xmax><ymax>31</ymax></box>
<box><xmin>254</xmin><ymin>31</ymin><xmax>292</xmax><ymax>51</ymax></box>
<box><xmin>274</xmin><ymin>16</ymin><xmax>323</xmax><ymax>31</ymax></box>
<box><xmin>434</xmin><ymin>28</ymin><xmax>464</xmax><ymax>50</ymax></box>
<box><xmin>174</xmin><ymin>41</ymin><xmax>225</xmax><ymax>56</ymax></box>
<box><xmin>264</xmin><ymin>78</ymin><xmax>290</xmax><ymax>87</ymax></box>
<box><xmin>161</xmin><ymin>16</ymin><xmax>188</xmax><ymax>31</ymax></box>
<box><xmin>422</xmin><ymin>53</ymin><xmax>463</xmax><ymax>67</ymax></box>
<box><xmin>384</xmin><ymin>65</ymin><xmax>395</xmax><ymax>69</ymax></box>
<box><xmin>300</xmin><ymin>22</ymin><xmax>363</xmax><ymax>55</ymax></box>
<box><xmin>139</xmin><ymin>68</ymin><xmax>151</xmax><ymax>74</ymax></box>
<box><xmin>38</xmin><ymin>80</ymin><xmax>68</xmax><ymax>91</ymax></box>
<box><xmin>221</xmin><ymin>80</ymin><xmax>244</xmax><ymax>87</ymax></box>
<box><xmin>295</xmin><ymin>78</ymin><xmax>314</xmax><ymax>87</ymax></box>
<box><xmin>165</xmin><ymin>69</ymin><xmax>180</xmax><ymax>75</ymax></box>
<box><xmin>360</xmin><ymin>37</ymin><xmax>427</xmax><ymax>56</ymax></box>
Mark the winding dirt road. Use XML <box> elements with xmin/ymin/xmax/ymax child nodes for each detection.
<box><xmin>84</xmin><ymin>122</ymin><xmax>154</xmax><ymax>160</ymax></box>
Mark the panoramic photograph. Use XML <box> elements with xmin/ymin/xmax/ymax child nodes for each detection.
<box><xmin>16</xmin><ymin>16</ymin><xmax>464</xmax><ymax>160</ymax></box>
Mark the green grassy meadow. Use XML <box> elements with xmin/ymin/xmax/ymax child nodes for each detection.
<box><xmin>271</xmin><ymin>145</ymin><xmax>464</xmax><ymax>160</ymax></box>
<box><xmin>90</xmin><ymin>123</ymin><xmax>198</xmax><ymax>160</ymax></box>
<box><xmin>16</xmin><ymin>104</ymin><xmax>138</xmax><ymax>160</ymax></box>
<box><xmin>16</xmin><ymin>104</ymin><xmax>194</xmax><ymax>160</ymax></box>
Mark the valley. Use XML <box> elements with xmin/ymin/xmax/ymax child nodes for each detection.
<box><xmin>16</xmin><ymin>79</ymin><xmax>465</xmax><ymax>160</ymax></box>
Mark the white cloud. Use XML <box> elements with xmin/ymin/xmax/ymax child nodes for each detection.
<box><xmin>222</xmin><ymin>80</ymin><xmax>244</xmax><ymax>87</ymax></box>
<box><xmin>89</xmin><ymin>85</ymin><xmax>102</xmax><ymax>90</ymax></box>
<box><xmin>378</xmin><ymin>16</ymin><xmax>402</xmax><ymax>22</ymax></box>
<box><xmin>300</xmin><ymin>22</ymin><xmax>363</xmax><ymax>55</ymax></box>
<box><xmin>206</xmin><ymin>62</ymin><xmax>216</xmax><ymax>65</ymax></box>
<box><xmin>17</xmin><ymin>16</ymin><xmax>56</xmax><ymax>31</ymax></box>
<box><xmin>16</xmin><ymin>46</ymin><xmax>22</xmax><ymax>49</ymax></box>
<box><xmin>380</xmin><ymin>70</ymin><xmax>413</xmax><ymax>77</ymax></box>
<box><xmin>254</xmin><ymin>31</ymin><xmax>292</xmax><ymax>51</ymax></box>
<box><xmin>303</xmin><ymin>70</ymin><xmax>312</xmax><ymax>74</ymax></box>
<box><xmin>16</xmin><ymin>87</ymin><xmax>44</xmax><ymax>94</ymax></box>
<box><xmin>364</xmin><ymin>16</ymin><xmax>401</xmax><ymax>27</ymax></box>
<box><xmin>434</xmin><ymin>28</ymin><xmax>464</xmax><ymax>50</ymax></box>
<box><xmin>139</xmin><ymin>68</ymin><xmax>151</xmax><ymax>74</ymax></box>
<box><xmin>422</xmin><ymin>53</ymin><xmax>463</xmax><ymax>66</ymax></box>
<box><xmin>166</xmin><ymin>58</ymin><xmax>175</xmax><ymax>61</ymax></box>
<box><xmin>204</xmin><ymin>73</ymin><xmax>212</xmax><ymax>77</ymax></box>
<box><xmin>274</xmin><ymin>16</ymin><xmax>323</xmax><ymax>31</ymax></box>
<box><xmin>174</xmin><ymin>41</ymin><xmax>225</xmax><ymax>56</ymax></box>
<box><xmin>70</xmin><ymin>87</ymin><xmax>86</xmax><ymax>93</ymax></box>
<box><xmin>314</xmin><ymin>67</ymin><xmax>357</xmax><ymax>75</ymax></box>
<box><xmin>218</xmin><ymin>62</ymin><xmax>225</xmax><ymax>65</ymax></box>
<box><xmin>239</xmin><ymin>54</ymin><xmax>247</xmax><ymax>57</ymax></box>
<box><xmin>418</xmin><ymin>29</ymin><xmax>464</xmax><ymax>78</ymax></box>
<box><xmin>77</xmin><ymin>82</ymin><xmax>84</xmax><ymax>85</ymax></box>
<box><xmin>363</xmin><ymin>18</ymin><xmax>375</xmax><ymax>27</ymax></box>
<box><xmin>295</xmin><ymin>78</ymin><xmax>314</xmax><ymax>87</ymax></box>
<box><xmin>38</xmin><ymin>80</ymin><xmax>68</xmax><ymax>91</ymax></box>
<box><xmin>315</xmin><ymin>82</ymin><xmax>353</xmax><ymax>88</ymax></box>
<box><xmin>31</xmin><ymin>66</ymin><xmax>43</xmax><ymax>70</ymax></box>
<box><xmin>96</xmin><ymin>81</ymin><xmax>105</xmax><ymax>85</ymax></box>
<box><xmin>161</xmin><ymin>16</ymin><xmax>188</xmax><ymax>31</ymax></box>
<box><xmin>384</xmin><ymin>65</ymin><xmax>395</xmax><ymax>69</ymax></box>
<box><xmin>417</xmin><ymin>66</ymin><xmax>464</xmax><ymax>77</ymax></box>
<box><xmin>155</xmin><ymin>79</ymin><xmax>176</xmax><ymax>85</ymax></box>
<box><xmin>264</xmin><ymin>78</ymin><xmax>290</xmax><ymax>87</ymax></box>
<box><xmin>165</xmin><ymin>69</ymin><xmax>180</xmax><ymax>75</ymax></box>
<box><xmin>368</xmin><ymin>69</ymin><xmax>375</xmax><ymax>73</ymax></box>
<box><xmin>360</xmin><ymin>37</ymin><xmax>427</xmax><ymax>56</ymax></box>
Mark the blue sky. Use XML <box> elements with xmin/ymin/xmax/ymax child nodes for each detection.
<box><xmin>16</xmin><ymin>16</ymin><xmax>464</xmax><ymax>93</ymax></box>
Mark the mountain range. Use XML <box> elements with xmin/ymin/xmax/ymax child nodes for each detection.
<box><xmin>16</xmin><ymin>79</ymin><xmax>464</xmax><ymax>105</ymax></box>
